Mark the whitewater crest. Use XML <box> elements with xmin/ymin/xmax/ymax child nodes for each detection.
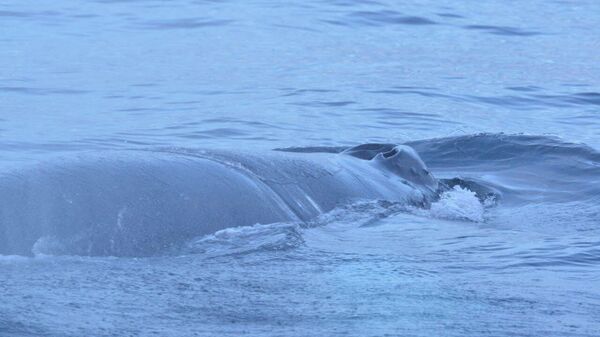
<box><xmin>429</xmin><ymin>186</ymin><xmax>488</xmax><ymax>222</ymax></box>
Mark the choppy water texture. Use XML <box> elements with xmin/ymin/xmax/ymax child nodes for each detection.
<box><xmin>1</xmin><ymin>0</ymin><xmax>600</xmax><ymax>336</ymax></box>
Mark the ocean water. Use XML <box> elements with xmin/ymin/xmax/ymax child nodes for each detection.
<box><xmin>1</xmin><ymin>0</ymin><xmax>600</xmax><ymax>336</ymax></box>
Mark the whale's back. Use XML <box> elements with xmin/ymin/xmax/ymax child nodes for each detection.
<box><xmin>0</xmin><ymin>152</ymin><xmax>295</xmax><ymax>256</ymax></box>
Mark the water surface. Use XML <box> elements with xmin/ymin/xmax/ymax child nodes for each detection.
<box><xmin>1</xmin><ymin>1</ymin><xmax>599</xmax><ymax>336</ymax></box>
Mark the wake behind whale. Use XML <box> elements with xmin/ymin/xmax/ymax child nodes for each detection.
<box><xmin>0</xmin><ymin>144</ymin><xmax>441</xmax><ymax>257</ymax></box>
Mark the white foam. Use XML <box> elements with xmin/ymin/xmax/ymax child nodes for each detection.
<box><xmin>428</xmin><ymin>186</ymin><xmax>486</xmax><ymax>222</ymax></box>
<box><xmin>184</xmin><ymin>222</ymin><xmax>304</xmax><ymax>256</ymax></box>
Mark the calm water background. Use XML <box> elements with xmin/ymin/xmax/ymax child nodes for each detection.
<box><xmin>1</xmin><ymin>0</ymin><xmax>600</xmax><ymax>336</ymax></box>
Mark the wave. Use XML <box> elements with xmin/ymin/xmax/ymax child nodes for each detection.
<box><xmin>407</xmin><ymin>133</ymin><xmax>600</xmax><ymax>204</ymax></box>
<box><xmin>406</xmin><ymin>133</ymin><xmax>600</xmax><ymax>168</ymax></box>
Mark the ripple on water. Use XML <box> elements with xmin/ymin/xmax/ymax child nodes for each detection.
<box><xmin>139</xmin><ymin>18</ymin><xmax>234</xmax><ymax>30</ymax></box>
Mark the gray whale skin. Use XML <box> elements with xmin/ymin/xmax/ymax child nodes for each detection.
<box><xmin>0</xmin><ymin>144</ymin><xmax>439</xmax><ymax>256</ymax></box>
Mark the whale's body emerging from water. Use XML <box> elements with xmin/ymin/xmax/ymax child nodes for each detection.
<box><xmin>0</xmin><ymin>144</ymin><xmax>439</xmax><ymax>256</ymax></box>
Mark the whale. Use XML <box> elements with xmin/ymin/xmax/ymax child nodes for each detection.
<box><xmin>0</xmin><ymin>144</ymin><xmax>440</xmax><ymax>257</ymax></box>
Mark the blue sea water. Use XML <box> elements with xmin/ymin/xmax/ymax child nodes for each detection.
<box><xmin>1</xmin><ymin>0</ymin><xmax>600</xmax><ymax>336</ymax></box>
